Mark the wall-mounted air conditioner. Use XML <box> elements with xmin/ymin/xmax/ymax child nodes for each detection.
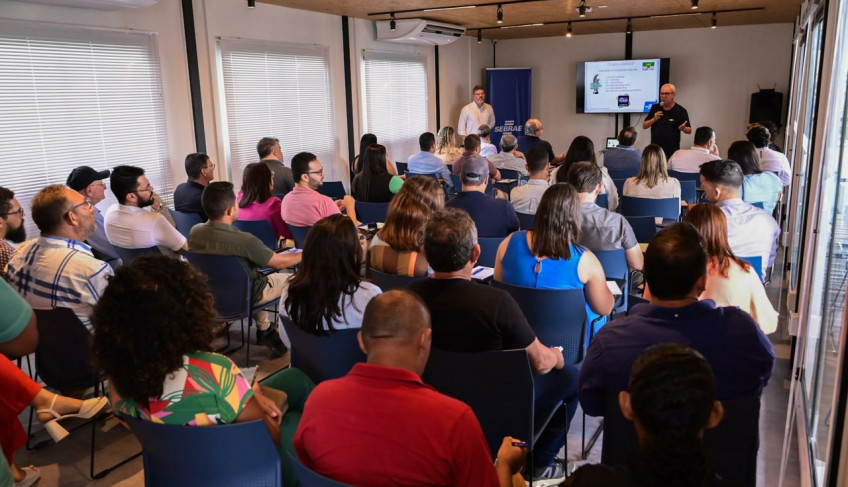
<box><xmin>25</xmin><ymin>0</ymin><xmax>160</xmax><ymax>9</ymax></box>
<box><xmin>376</xmin><ymin>19</ymin><xmax>466</xmax><ymax>46</ymax></box>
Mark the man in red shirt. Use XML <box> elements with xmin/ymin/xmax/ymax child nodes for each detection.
<box><xmin>294</xmin><ymin>290</ymin><xmax>525</xmax><ymax>486</ymax></box>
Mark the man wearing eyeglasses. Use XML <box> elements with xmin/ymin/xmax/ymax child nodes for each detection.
<box><xmin>643</xmin><ymin>83</ymin><xmax>692</xmax><ymax>159</ymax></box>
<box><xmin>280</xmin><ymin>152</ymin><xmax>357</xmax><ymax>228</ymax></box>
<box><xmin>104</xmin><ymin>165</ymin><xmax>188</xmax><ymax>254</ymax></box>
<box><xmin>66</xmin><ymin>166</ymin><xmax>121</xmax><ymax>268</ymax></box>
<box><xmin>6</xmin><ymin>185</ymin><xmax>112</xmax><ymax>332</ymax></box>
<box><xmin>173</xmin><ymin>153</ymin><xmax>215</xmax><ymax>221</ymax></box>
<box><xmin>0</xmin><ymin>187</ymin><xmax>27</xmax><ymax>281</ymax></box>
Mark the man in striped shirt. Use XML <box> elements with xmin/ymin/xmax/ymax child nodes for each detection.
<box><xmin>6</xmin><ymin>185</ymin><xmax>112</xmax><ymax>332</ymax></box>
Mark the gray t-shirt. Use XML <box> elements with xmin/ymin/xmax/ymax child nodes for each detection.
<box><xmin>577</xmin><ymin>202</ymin><xmax>638</xmax><ymax>251</ymax></box>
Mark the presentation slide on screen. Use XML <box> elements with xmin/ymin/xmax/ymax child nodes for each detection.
<box><xmin>583</xmin><ymin>59</ymin><xmax>661</xmax><ymax>113</ymax></box>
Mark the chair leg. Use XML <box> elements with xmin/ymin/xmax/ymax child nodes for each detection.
<box><xmin>89</xmin><ymin>381</ymin><xmax>142</xmax><ymax>479</ymax></box>
<box><xmin>581</xmin><ymin>418</ymin><xmax>604</xmax><ymax>460</ymax></box>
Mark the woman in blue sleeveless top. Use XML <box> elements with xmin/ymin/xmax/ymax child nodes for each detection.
<box><xmin>494</xmin><ymin>183</ymin><xmax>614</xmax><ymax>336</ymax></box>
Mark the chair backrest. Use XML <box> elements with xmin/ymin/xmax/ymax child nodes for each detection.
<box><xmin>738</xmin><ymin>255</ymin><xmax>763</xmax><ymax>279</ymax></box>
<box><xmin>668</xmin><ymin>169</ymin><xmax>702</xmax><ymax>187</ymax></box>
<box><xmin>490</xmin><ymin>281</ymin><xmax>587</xmax><ymax>364</ymax></box>
<box><xmin>619</xmin><ymin>196</ymin><xmax>680</xmax><ymax>221</ymax></box>
<box><xmin>596</xmin><ymin>193</ymin><xmax>609</xmax><ymax>209</ymax></box>
<box><xmin>114</xmin><ymin>245</ymin><xmax>160</xmax><ymax>266</ymax></box>
<box><xmin>477</xmin><ymin>237</ymin><xmax>504</xmax><ymax>268</ymax></box>
<box><xmin>286</xmin><ymin>451</ymin><xmax>353</xmax><ymax>487</ymax></box>
<box><xmin>593</xmin><ymin>248</ymin><xmax>629</xmax><ymax>314</ymax></box>
<box><xmin>369</xmin><ymin>267</ymin><xmax>426</xmax><ymax>291</ymax></box>
<box><xmin>406</xmin><ymin>172</ymin><xmax>440</xmax><ymax>183</ymax></box>
<box><xmin>354</xmin><ymin>201</ymin><xmax>390</xmax><ymax>224</ymax></box>
<box><xmin>612</xmin><ymin>178</ymin><xmax>627</xmax><ymax>197</ymax></box>
<box><xmin>280</xmin><ymin>316</ymin><xmax>364</xmax><ymax>383</ymax></box>
<box><xmin>601</xmin><ymin>392</ymin><xmax>760</xmax><ymax>487</ymax></box>
<box><xmin>185</xmin><ymin>252</ymin><xmax>252</xmax><ymax>321</ymax></box>
<box><xmin>287</xmin><ymin>224</ymin><xmax>312</xmax><ymax>249</ymax></box>
<box><xmin>233</xmin><ymin>219</ymin><xmax>278</xmax><ymax>250</ymax></box>
<box><xmin>422</xmin><ymin>348</ymin><xmax>534</xmax><ymax>457</ymax></box>
<box><xmin>394</xmin><ymin>161</ymin><xmax>408</xmax><ymax>174</ymax></box>
<box><xmin>750</xmin><ymin>201</ymin><xmax>765</xmax><ymax>209</ymax></box>
<box><xmin>516</xmin><ymin>212</ymin><xmax>535</xmax><ymax>230</ymax></box>
<box><xmin>123</xmin><ymin>415</ymin><xmax>281</xmax><ymax>487</ymax></box>
<box><xmin>170</xmin><ymin>210</ymin><xmax>203</xmax><ymax>238</ymax></box>
<box><xmin>679</xmin><ymin>180</ymin><xmax>697</xmax><ymax>205</ymax></box>
<box><xmin>624</xmin><ymin>216</ymin><xmax>657</xmax><ymax>244</ymax></box>
<box><xmin>33</xmin><ymin>307</ymin><xmax>96</xmax><ymax>392</ymax></box>
<box><xmin>499</xmin><ymin>168</ymin><xmax>521</xmax><ymax>180</ymax></box>
<box><xmin>607</xmin><ymin>169</ymin><xmax>638</xmax><ymax>181</ymax></box>
<box><xmin>317</xmin><ymin>181</ymin><xmax>346</xmax><ymax>200</ymax></box>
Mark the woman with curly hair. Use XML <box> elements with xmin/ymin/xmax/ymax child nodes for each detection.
<box><xmin>91</xmin><ymin>255</ymin><xmax>313</xmax><ymax>486</ymax></box>
<box><xmin>237</xmin><ymin>161</ymin><xmax>293</xmax><ymax>239</ymax></box>
<box><xmin>281</xmin><ymin>214</ymin><xmax>381</xmax><ymax>338</ymax></box>
<box><xmin>369</xmin><ymin>176</ymin><xmax>444</xmax><ymax>277</ymax></box>
<box><xmin>435</xmin><ymin>126</ymin><xmax>463</xmax><ymax>165</ymax></box>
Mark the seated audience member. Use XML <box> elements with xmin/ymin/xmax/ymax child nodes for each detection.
<box><xmin>517</xmin><ymin>118</ymin><xmax>566</xmax><ymax>165</ymax></box>
<box><xmin>370</xmin><ymin>176</ymin><xmax>444</xmax><ymax>277</ymax></box>
<box><xmin>189</xmin><ymin>182</ymin><xmax>301</xmax><ymax>356</ymax></box>
<box><xmin>446</xmin><ymin>156</ymin><xmax>518</xmax><ymax>238</ymax></box>
<box><xmin>494</xmin><ymin>183</ymin><xmax>615</xmax><ymax>332</ymax></box>
<box><xmin>623</xmin><ymin>144</ymin><xmax>681</xmax><ymax>213</ymax></box>
<box><xmin>685</xmin><ymin>204</ymin><xmax>778</xmax><ymax>333</ymax></box>
<box><xmin>451</xmin><ymin>134</ymin><xmax>501</xmax><ymax>181</ymax></box>
<box><xmin>510</xmin><ymin>146</ymin><xmax>550</xmax><ymax>214</ymax></box>
<box><xmin>280</xmin><ymin>152</ymin><xmax>357</xmax><ymax>227</ymax></box>
<box><xmin>237</xmin><ymin>162</ymin><xmax>292</xmax><ymax>240</ymax></box>
<box><xmin>578</xmin><ymin>223</ymin><xmax>775</xmax><ymax>417</ymax></box>
<box><xmin>258</xmin><ymin>136</ymin><xmax>296</xmax><ymax>196</ymax></box>
<box><xmin>699</xmin><ymin>159</ymin><xmax>780</xmax><ymax>271</ymax></box>
<box><xmin>667</xmin><ymin>126</ymin><xmax>721</xmax><ymax>173</ymax></box>
<box><xmin>747</xmin><ymin>125</ymin><xmax>791</xmax><ymax>186</ymax></box>
<box><xmin>352</xmin><ymin>133</ymin><xmax>397</xmax><ymax>175</ymax></box>
<box><xmin>90</xmin><ymin>255</ymin><xmax>314</xmax><ymax>487</ymax></box>
<box><xmin>173</xmin><ymin>152</ymin><xmax>214</xmax><ymax>221</ymax></box>
<box><xmin>488</xmin><ymin>134</ymin><xmax>528</xmax><ymax>177</ymax></box>
<box><xmin>0</xmin><ymin>187</ymin><xmax>27</xmax><ymax>280</ymax></box>
<box><xmin>553</xmin><ymin>137</ymin><xmax>619</xmax><ymax>210</ymax></box>
<box><xmin>728</xmin><ymin>140</ymin><xmax>783</xmax><ymax>215</ymax></box>
<box><xmin>7</xmin><ymin>185</ymin><xmax>112</xmax><ymax>331</ymax></box>
<box><xmin>294</xmin><ymin>290</ymin><xmax>526</xmax><ymax>487</ymax></box>
<box><xmin>567</xmin><ymin>344</ymin><xmax>733</xmax><ymax>487</ymax></box>
<box><xmin>104</xmin><ymin>165</ymin><xmax>187</xmax><ymax>253</ymax></box>
<box><xmin>279</xmin><ymin>214</ymin><xmax>381</xmax><ymax>344</ymax></box>
<box><xmin>408</xmin><ymin>208</ymin><xmax>576</xmax><ymax>484</ymax></box>
<box><xmin>0</xmin><ymin>279</ymin><xmax>109</xmax><ymax>487</ymax></box>
<box><xmin>434</xmin><ymin>126</ymin><xmax>463</xmax><ymax>165</ymax></box>
<box><xmin>407</xmin><ymin>132</ymin><xmax>454</xmax><ymax>192</ymax></box>
<box><xmin>66</xmin><ymin>166</ymin><xmax>121</xmax><ymax>266</ymax></box>
<box><xmin>757</xmin><ymin>120</ymin><xmax>783</xmax><ymax>153</ymax></box>
<box><xmin>478</xmin><ymin>124</ymin><xmax>498</xmax><ymax>157</ymax></box>
<box><xmin>568</xmin><ymin>162</ymin><xmax>643</xmax><ymax>270</ymax></box>
<box><xmin>600</xmin><ymin>127</ymin><xmax>642</xmax><ymax>173</ymax></box>
<box><xmin>351</xmin><ymin>144</ymin><xmax>404</xmax><ymax>203</ymax></box>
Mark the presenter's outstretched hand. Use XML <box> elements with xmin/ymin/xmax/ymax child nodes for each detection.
<box><xmin>678</xmin><ymin>120</ymin><xmax>688</xmax><ymax>131</ymax></box>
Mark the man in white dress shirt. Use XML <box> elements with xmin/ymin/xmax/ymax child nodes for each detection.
<box><xmin>458</xmin><ymin>85</ymin><xmax>495</xmax><ymax>138</ymax></box>
<box><xmin>747</xmin><ymin>125</ymin><xmax>792</xmax><ymax>186</ymax></box>
<box><xmin>668</xmin><ymin>126</ymin><xmax>721</xmax><ymax>173</ymax></box>
<box><xmin>699</xmin><ymin>159</ymin><xmax>780</xmax><ymax>275</ymax></box>
<box><xmin>477</xmin><ymin>125</ymin><xmax>498</xmax><ymax>158</ymax></box>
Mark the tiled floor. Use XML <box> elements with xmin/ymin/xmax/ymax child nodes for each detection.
<box><xmin>13</xmin><ymin>262</ymin><xmax>802</xmax><ymax>487</ymax></box>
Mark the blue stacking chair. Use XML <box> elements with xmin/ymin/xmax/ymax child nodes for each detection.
<box><xmin>477</xmin><ymin>237</ymin><xmax>504</xmax><ymax>268</ymax></box>
<box><xmin>287</xmin><ymin>224</ymin><xmax>312</xmax><ymax>249</ymax></box>
<box><xmin>607</xmin><ymin>168</ymin><xmax>638</xmax><ymax>181</ymax></box>
<box><xmin>233</xmin><ymin>219</ymin><xmax>279</xmax><ymax>250</ymax></box>
<box><xmin>406</xmin><ymin>172</ymin><xmax>440</xmax><ymax>183</ymax></box>
<box><xmin>123</xmin><ymin>415</ymin><xmax>281</xmax><ymax>487</ymax></box>
<box><xmin>619</xmin><ymin>196</ymin><xmax>680</xmax><ymax>221</ymax></box>
<box><xmin>354</xmin><ymin>201</ymin><xmax>390</xmax><ymax>223</ymax></box>
<box><xmin>593</xmin><ymin>249</ymin><xmax>629</xmax><ymax>316</ymax></box>
<box><xmin>517</xmin><ymin>212</ymin><xmax>535</xmax><ymax>230</ymax></box>
<box><xmin>596</xmin><ymin>193</ymin><xmax>609</xmax><ymax>209</ymax></box>
<box><xmin>625</xmin><ymin>216</ymin><xmax>656</xmax><ymax>244</ymax></box>
<box><xmin>612</xmin><ymin>178</ymin><xmax>627</xmax><ymax>197</ymax></box>
<box><xmin>280</xmin><ymin>316</ymin><xmax>364</xmax><ymax>384</ymax></box>
<box><xmin>739</xmin><ymin>255</ymin><xmax>764</xmax><ymax>280</ymax></box>
<box><xmin>680</xmin><ymin>180</ymin><xmax>697</xmax><ymax>205</ymax></box>
<box><xmin>394</xmin><ymin>161</ymin><xmax>408</xmax><ymax>174</ymax></box>
<box><xmin>170</xmin><ymin>209</ymin><xmax>202</xmax><ymax>238</ymax></box>
<box><xmin>668</xmin><ymin>169</ymin><xmax>702</xmax><ymax>188</ymax></box>
<box><xmin>750</xmin><ymin>201</ymin><xmax>765</xmax><ymax>209</ymax></box>
<box><xmin>114</xmin><ymin>245</ymin><xmax>159</xmax><ymax>266</ymax></box>
<box><xmin>185</xmin><ymin>252</ymin><xmax>280</xmax><ymax>365</ymax></box>
<box><xmin>369</xmin><ymin>268</ymin><xmax>426</xmax><ymax>291</ymax></box>
<box><xmin>318</xmin><ymin>181</ymin><xmax>346</xmax><ymax>200</ymax></box>
<box><xmin>287</xmin><ymin>452</ymin><xmax>352</xmax><ymax>487</ymax></box>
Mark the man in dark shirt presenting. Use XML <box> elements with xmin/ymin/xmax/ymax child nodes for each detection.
<box><xmin>409</xmin><ymin>208</ymin><xmax>578</xmax><ymax>485</ymax></box>
<box><xmin>642</xmin><ymin>83</ymin><xmax>692</xmax><ymax>159</ymax></box>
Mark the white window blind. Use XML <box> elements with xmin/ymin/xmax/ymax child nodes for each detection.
<box><xmin>218</xmin><ymin>38</ymin><xmax>335</xmax><ymax>187</ymax></box>
<box><xmin>0</xmin><ymin>21</ymin><xmax>171</xmax><ymax>238</ymax></box>
<box><xmin>361</xmin><ymin>51</ymin><xmax>429</xmax><ymax>163</ymax></box>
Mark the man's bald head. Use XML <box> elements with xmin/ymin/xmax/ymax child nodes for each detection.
<box><xmin>525</xmin><ymin>119</ymin><xmax>542</xmax><ymax>136</ymax></box>
<box><xmin>361</xmin><ymin>290</ymin><xmax>431</xmax><ymax>347</ymax></box>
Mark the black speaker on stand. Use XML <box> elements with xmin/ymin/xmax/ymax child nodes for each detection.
<box><xmin>749</xmin><ymin>89</ymin><xmax>783</xmax><ymax>126</ymax></box>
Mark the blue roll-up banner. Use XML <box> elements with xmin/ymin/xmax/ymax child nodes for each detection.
<box><xmin>486</xmin><ymin>68</ymin><xmax>532</xmax><ymax>148</ymax></box>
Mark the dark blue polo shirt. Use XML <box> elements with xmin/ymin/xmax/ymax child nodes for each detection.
<box><xmin>173</xmin><ymin>180</ymin><xmax>207</xmax><ymax>221</ymax></box>
<box><xmin>445</xmin><ymin>191</ymin><xmax>520</xmax><ymax>238</ymax></box>
<box><xmin>517</xmin><ymin>135</ymin><xmax>555</xmax><ymax>162</ymax></box>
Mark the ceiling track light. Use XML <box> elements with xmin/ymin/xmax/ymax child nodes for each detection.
<box><xmin>711</xmin><ymin>12</ymin><xmax>717</xmax><ymax>28</ymax></box>
<box><xmin>578</xmin><ymin>1</ymin><xmax>587</xmax><ymax>18</ymax></box>
<box><xmin>390</xmin><ymin>12</ymin><xmax>396</xmax><ymax>31</ymax></box>
<box><xmin>477</xmin><ymin>29</ymin><xmax>483</xmax><ymax>43</ymax></box>
<box><xmin>626</xmin><ymin>18</ymin><xmax>632</xmax><ymax>33</ymax></box>
<box><xmin>247</xmin><ymin>0</ymin><xmax>255</xmax><ymax>7</ymax></box>
<box><xmin>691</xmin><ymin>0</ymin><xmax>699</xmax><ymax>9</ymax></box>
<box><xmin>566</xmin><ymin>21</ymin><xmax>572</xmax><ymax>37</ymax></box>
<box><xmin>497</xmin><ymin>4</ymin><xmax>504</xmax><ymax>23</ymax></box>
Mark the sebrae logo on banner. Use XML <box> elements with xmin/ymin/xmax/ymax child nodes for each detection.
<box><xmin>494</xmin><ymin>120</ymin><xmax>523</xmax><ymax>134</ymax></box>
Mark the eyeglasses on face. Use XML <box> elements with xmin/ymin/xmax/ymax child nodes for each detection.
<box><xmin>660</xmin><ymin>92</ymin><xmax>674</xmax><ymax>96</ymax></box>
<box><xmin>308</xmin><ymin>168</ymin><xmax>324</xmax><ymax>175</ymax></box>
<box><xmin>68</xmin><ymin>198</ymin><xmax>93</xmax><ymax>213</ymax></box>
<box><xmin>136</xmin><ymin>185</ymin><xmax>154</xmax><ymax>193</ymax></box>
<box><xmin>2</xmin><ymin>207</ymin><xmax>24</xmax><ymax>217</ymax></box>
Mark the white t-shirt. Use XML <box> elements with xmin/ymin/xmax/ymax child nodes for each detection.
<box><xmin>104</xmin><ymin>204</ymin><xmax>186</xmax><ymax>251</ymax></box>
<box><xmin>667</xmin><ymin>146</ymin><xmax>720</xmax><ymax>173</ymax></box>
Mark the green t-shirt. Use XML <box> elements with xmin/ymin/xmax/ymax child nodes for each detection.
<box><xmin>0</xmin><ymin>278</ymin><xmax>32</xmax><ymax>344</ymax></box>
<box><xmin>188</xmin><ymin>221</ymin><xmax>275</xmax><ymax>300</ymax></box>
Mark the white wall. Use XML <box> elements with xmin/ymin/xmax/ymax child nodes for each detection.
<box><xmin>439</xmin><ymin>37</ymin><xmax>495</xmax><ymax>131</ymax></box>
<box><xmin>494</xmin><ymin>23</ymin><xmax>795</xmax><ymax>158</ymax></box>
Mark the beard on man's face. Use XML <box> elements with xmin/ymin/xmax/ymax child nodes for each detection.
<box><xmin>137</xmin><ymin>193</ymin><xmax>154</xmax><ymax>209</ymax></box>
<box><xmin>5</xmin><ymin>223</ymin><xmax>26</xmax><ymax>243</ymax></box>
